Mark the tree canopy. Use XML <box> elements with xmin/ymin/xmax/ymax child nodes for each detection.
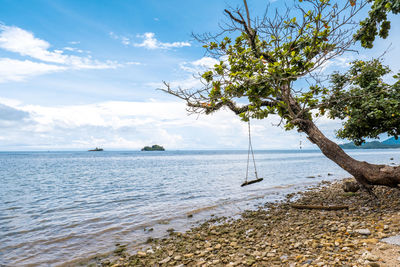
<box><xmin>164</xmin><ymin>0</ymin><xmax>400</xmax><ymax>145</ymax></box>
<box><xmin>325</xmin><ymin>59</ymin><xmax>400</xmax><ymax>145</ymax></box>
<box><xmin>163</xmin><ymin>0</ymin><xmax>400</xmax><ymax>188</ymax></box>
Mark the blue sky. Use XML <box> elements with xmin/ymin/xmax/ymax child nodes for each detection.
<box><xmin>0</xmin><ymin>0</ymin><xmax>399</xmax><ymax>150</ymax></box>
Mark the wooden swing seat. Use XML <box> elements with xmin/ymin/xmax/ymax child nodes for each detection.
<box><xmin>241</xmin><ymin>178</ymin><xmax>263</xmax><ymax>187</ymax></box>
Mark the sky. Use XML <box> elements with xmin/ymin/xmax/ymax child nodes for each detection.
<box><xmin>0</xmin><ymin>0</ymin><xmax>399</xmax><ymax>151</ymax></box>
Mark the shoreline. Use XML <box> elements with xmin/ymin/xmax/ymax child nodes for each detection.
<box><xmin>96</xmin><ymin>178</ymin><xmax>400</xmax><ymax>266</ymax></box>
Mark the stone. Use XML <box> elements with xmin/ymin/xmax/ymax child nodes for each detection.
<box><xmin>246</xmin><ymin>258</ymin><xmax>256</xmax><ymax>265</ymax></box>
<box><xmin>342</xmin><ymin>181</ymin><xmax>360</xmax><ymax>192</ymax></box>
<box><xmin>174</xmin><ymin>255</ymin><xmax>182</xmax><ymax>260</ymax></box>
<box><xmin>363</xmin><ymin>238</ymin><xmax>379</xmax><ymax>244</ymax></box>
<box><xmin>369</xmin><ymin>263</ymin><xmax>380</xmax><ymax>267</ymax></box>
<box><xmin>362</xmin><ymin>252</ymin><xmax>379</xmax><ymax>261</ymax></box>
<box><xmin>137</xmin><ymin>251</ymin><xmax>146</xmax><ymax>257</ymax></box>
<box><xmin>382</xmin><ymin>235</ymin><xmax>400</xmax><ymax>245</ymax></box>
<box><xmin>355</xmin><ymin>229</ymin><xmax>371</xmax><ymax>235</ymax></box>
<box><xmin>293</xmin><ymin>242</ymin><xmax>302</xmax><ymax>248</ymax></box>
<box><xmin>159</xmin><ymin>256</ymin><xmax>171</xmax><ymax>264</ymax></box>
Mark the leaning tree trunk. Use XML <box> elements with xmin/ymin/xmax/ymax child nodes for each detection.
<box><xmin>300</xmin><ymin>119</ymin><xmax>400</xmax><ymax>188</ymax></box>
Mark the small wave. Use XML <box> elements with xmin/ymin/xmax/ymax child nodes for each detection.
<box><xmin>5</xmin><ymin>206</ymin><xmax>22</xmax><ymax>211</ymax></box>
<box><xmin>187</xmin><ymin>205</ymin><xmax>220</xmax><ymax>215</ymax></box>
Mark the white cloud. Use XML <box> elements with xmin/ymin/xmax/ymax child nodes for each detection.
<box><xmin>146</xmin><ymin>57</ymin><xmax>219</xmax><ymax>90</ymax></box>
<box><xmin>0</xmin><ymin>25</ymin><xmax>132</xmax><ymax>82</ymax></box>
<box><xmin>134</xmin><ymin>32</ymin><xmax>191</xmax><ymax>49</ymax></box>
<box><xmin>0</xmin><ymin>97</ymin><xmax>346</xmax><ymax>150</ymax></box>
<box><xmin>63</xmin><ymin>47</ymin><xmax>84</xmax><ymax>53</ymax></box>
<box><xmin>0</xmin><ymin>58</ymin><xmax>65</xmax><ymax>82</ymax></box>
<box><xmin>111</xmin><ymin>32</ymin><xmax>191</xmax><ymax>50</ymax></box>
<box><xmin>180</xmin><ymin>57</ymin><xmax>219</xmax><ymax>73</ymax></box>
<box><xmin>317</xmin><ymin>54</ymin><xmax>355</xmax><ymax>73</ymax></box>
<box><xmin>109</xmin><ymin>32</ymin><xmax>131</xmax><ymax>45</ymax></box>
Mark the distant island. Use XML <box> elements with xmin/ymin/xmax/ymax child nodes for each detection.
<box><xmin>141</xmin><ymin>145</ymin><xmax>165</xmax><ymax>151</ymax></box>
<box><xmin>340</xmin><ymin>137</ymin><xmax>400</xmax><ymax>149</ymax></box>
<box><xmin>88</xmin><ymin>147</ymin><xmax>103</xmax><ymax>151</ymax></box>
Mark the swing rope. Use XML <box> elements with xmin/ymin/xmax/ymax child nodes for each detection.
<box><xmin>242</xmin><ymin>120</ymin><xmax>263</xmax><ymax>187</ymax></box>
<box><xmin>245</xmin><ymin>120</ymin><xmax>258</xmax><ymax>183</ymax></box>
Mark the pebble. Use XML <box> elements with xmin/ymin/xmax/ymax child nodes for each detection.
<box><xmin>103</xmin><ymin>179</ymin><xmax>400</xmax><ymax>267</ymax></box>
<box><xmin>355</xmin><ymin>229</ymin><xmax>371</xmax><ymax>235</ymax></box>
<box><xmin>362</xmin><ymin>251</ymin><xmax>379</xmax><ymax>261</ymax></box>
<box><xmin>159</xmin><ymin>256</ymin><xmax>171</xmax><ymax>264</ymax></box>
<box><xmin>174</xmin><ymin>255</ymin><xmax>182</xmax><ymax>260</ymax></box>
<box><xmin>382</xmin><ymin>235</ymin><xmax>400</xmax><ymax>246</ymax></box>
<box><xmin>137</xmin><ymin>251</ymin><xmax>146</xmax><ymax>257</ymax></box>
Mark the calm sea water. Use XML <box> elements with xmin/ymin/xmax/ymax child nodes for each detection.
<box><xmin>1</xmin><ymin>149</ymin><xmax>399</xmax><ymax>266</ymax></box>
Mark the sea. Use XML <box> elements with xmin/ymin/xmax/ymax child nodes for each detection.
<box><xmin>1</xmin><ymin>149</ymin><xmax>399</xmax><ymax>266</ymax></box>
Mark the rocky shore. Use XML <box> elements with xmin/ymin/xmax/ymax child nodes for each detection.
<box><xmin>100</xmin><ymin>179</ymin><xmax>400</xmax><ymax>266</ymax></box>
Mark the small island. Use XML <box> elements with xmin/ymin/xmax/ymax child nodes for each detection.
<box><xmin>88</xmin><ymin>147</ymin><xmax>103</xmax><ymax>151</ymax></box>
<box><xmin>141</xmin><ymin>145</ymin><xmax>165</xmax><ymax>151</ymax></box>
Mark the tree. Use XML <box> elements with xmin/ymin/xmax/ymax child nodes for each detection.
<box><xmin>356</xmin><ymin>0</ymin><xmax>400</xmax><ymax>48</ymax></box>
<box><xmin>163</xmin><ymin>0</ymin><xmax>400</xmax><ymax>192</ymax></box>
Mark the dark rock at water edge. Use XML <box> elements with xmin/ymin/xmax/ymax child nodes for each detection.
<box><xmin>342</xmin><ymin>180</ymin><xmax>360</xmax><ymax>192</ymax></box>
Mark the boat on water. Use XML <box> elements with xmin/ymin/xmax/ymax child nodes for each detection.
<box><xmin>88</xmin><ymin>147</ymin><xmax>103</xmax><ymax>151</ymax></box>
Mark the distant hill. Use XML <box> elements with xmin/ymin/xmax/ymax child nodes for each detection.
<box><xmin>340</xmin><ymin>137</ymin><xmax>400</xmax><ymax>149</ymax></box>
<box><xmin>382</xmin><ymin>137</ymin><xmax>400</xmax><ymax>145</ymax></box>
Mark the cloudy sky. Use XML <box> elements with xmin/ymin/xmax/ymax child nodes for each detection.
<box><xmin>0</xmin><ymin>0</ymin><xmax>399</xmax><ymax>151</ymax></box>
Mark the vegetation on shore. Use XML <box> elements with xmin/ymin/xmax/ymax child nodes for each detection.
<box><xmin>100</xmin><ymin>179</ymin><xmax>400</xmax><ymax>266</ymax></box>
<box><xmin>141</xmin><ymin>145</ymin><xmax>165</xmax><ymax>151</ymax></box>
<box><xmin>340</xmin><ymin>137</ymin><xmax>400</xmax><ymax>149</ymax></box>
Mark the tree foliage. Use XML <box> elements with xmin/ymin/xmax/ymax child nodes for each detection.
<box><xmin>163</xmin><ymin>0</ymin><xmax>400</xmax><ymax>145</ymax></box>
<box><xmin>324</xmin><ymin>60</ymin><xmax>400</xmax><ymax>145</ymax></box>
<box><xmin>356</xmin><ymin>0</ymin><xmax>400</xmax><ymax>48</ymax></box>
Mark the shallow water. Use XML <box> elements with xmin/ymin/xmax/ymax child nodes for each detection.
<box><xmin>1</xmin><ymin>149</ymin><xmax>399</xmax><ymax>266</ymax></box>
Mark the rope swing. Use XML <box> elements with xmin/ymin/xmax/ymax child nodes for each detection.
<box><xmin>241</xmin><ymin>120</ymin><xmax>263</xmax><ymax>187</ymax></box>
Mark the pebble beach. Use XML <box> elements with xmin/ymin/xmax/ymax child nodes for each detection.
<box><xmin>98</xmin><ymin>179</ymin><xmax>400</xmax><ymax>267</ymax></box>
